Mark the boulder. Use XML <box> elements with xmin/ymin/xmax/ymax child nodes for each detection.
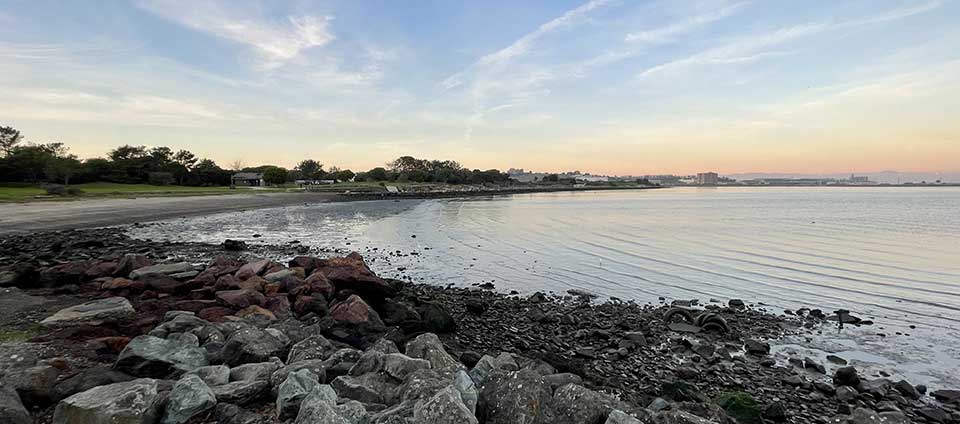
<box><xmin>293</xmin><ymin>296</ymin><xmax>329</xmax><ymax>318</ymax></box>
<box><xmin>265</xmin><ymin>268</ymin><xmax>305</xmax><ymax>282</ymax></box>
<box><xmin>213</xmin><ymin>403</ymin><xmax>268</xmax><ymax>424</ymax></box>
<box><xmin>221</xmin><ymin>325</ymin><xmax>286</xmax><ymax>366</ymax></box>
<box><xmin>331</xmin><ymin>375</ymin><xmax>385</xmax><ymax>404</ymax></box>
<box><xmin>162</xmin><ymin>374</ymin><xmax>216</xmax><ymax>424</ymax></box>
<box><xmin>477</xmin><ymin>369</ymin><xmax>553</xmax><ymax>424</ymax></box>
<box><xmin>40</xmin><ymin>297</ymin><xmax>136</xmax><ymax>328</ymax></box>
<box><xmin>303</xmin><ymin>272</ymin><xmax>336</xmax><ymax>299</ymax></box>
<box><xmin>4</xmin><ymin>364</ymin><xmax>60</xmax><ymax>407</ymax></box>
<box><xmin>216</xmin><ymin>289</ymin><xmax>266</xmax><ymax>309</ymax></box>
<box><xmin>544</xmin><ymin>373</ymin><xmax>583</xmax><ymax>391</ymax></box>
<box><xmin>236</xmin><ymin>305</ymin><xmax>277</xmax><ymax>321</ymax></box>
<box><xmin>230</xmin><ymin>359</ymin><xmax>283</xmax><ymax>383</ymax></box>
<box><xmin>211</xmin><ymin>380</ymin><xmax>269</xmax><ymax>404</ymax></box>
<box><xmin>188</xmin><ymin>365</ymin><xmax>230</xmax><ymax>387</ymax></box>
<box><xmin>140</xmin><ymin>273</ymin><xmax>198</xmax><ymax>293</ymax></box>
<box><xmin>115</xmin><ymin>335</ymin><xmax>208</xmax><ymax>378</ymax></box>
<box><xmin>52</xmin><ymin>379</ymin><xmax>162</xmax><ymax>424</ymax></box>
<box><xmin>744</xmin><ymin>339</ymin><xmax>770</xmax><ymax>355</ymax></box>
<box><xmin>453</xmin><ymin>370</ymin><xmax>478</xmax><ymax>415</ymax></box>
<box><xmin>893</xmin><ymin>380</ymin><xmax>920</xmax><ymax>399</ymax></box>
<box><xmin>383</xmin><ymin>353</ymin><xmax>432</xmax><ymax>381</ymax></box>
<box><xmin>84</xmin><ymin>261</ymin><xmax>118</xmax><ymax>279</ymax></box>
<box><xmin>405</xmin><ymin>333</ymin><xmax>464</xmax><ymax>378</ymax></box>
<box><xmin>315</xmin><ymin>253</ymin><xmax>396</xmax><ymax>299</ymax></box>
<box><xmin>53</xmin><ymin>367</ymin><xmax>135</xmax><ymax>401</ymax></box>
<box><xmin>836</xmin><ymin>386</ymin><xmax>858</xmax><ymax>402</ymax></box>
<box><xmin>654</xmin><ymin>410</ymin><xmax>719</xmax><ymax>424</ymax></box>
<box><xmin>416</xmin><ymin>302</ymin><xmax>456</xmax><ymax>333</ymax></box>
<box><xmin>288</xmin><ymin>335</ymin><xmax>339</xmax><ymax>363</ymax></box>
<box><xmin>235</xmin><ymin>259</ymin><xmax>271</xmax><ymax>281</ymax></box>
<box><xmin>834</xmin><ymin>366</ymin><xmax>860</xmax><ymax>387</ymax></box>
<box><xmin>396</xmin><ymin>369</ymin><xmax>448</xmax><ymax>404</ymax></box>
<box><xmin>271</xmin><ymin>360</ymin><xmax>327</xmax><ymax>392</ymax></box>
<box><xmin>276</xmin><ymin>369</ymin><xmax>320</xmax><ymax>420</ymax></box>
<box><xmin>115</xmin><ymin>254</ymin><xmax>153</xmax><ymax>277</ymax></box>
<box><xmin>101</xmin><ymin>278</ymin><xmax>145</xmax><ymax>292</ymax></box>
<box><xmin>129</xmin><ymin>262</ymin><xmax>194</xmax><ymax>279</ymax></box>
<box><xmin>330</xmin><ymin>295</ymin><xmax>385</xmax><ymax>327</ymax></box>
<box><xmin>413</xmin><ymin>385</ymin><xmax>478</xmax><ymax>424</ymax></box>
<box><xmin>222</xmin><ymin>239</ymin><xmax>247</xmax><ymax>251</ymax></box>
<box><xmin>553</xmin><ymin>383</ymin><xmax>635</xmax><ymax>424</ymax></box>
<box><xmin>607</xmin><ymin>410</ymin><xmax>645</xmax><ymax>424</ymax></box>
<box><xmin>289</xmin><ymin>256</ymin><xmax>325</xmax><ymax>274</ymax></box>
<box><xmin>469</xmin><ymin>353</ymin><xmax>518</xmax><ymax>386</ymax></box>
<box><xmin>39</xmin><ymin>261</ymin><xmax>91</xmax><ymax>287</ymax></box>
<box><xmin>293</xmin><ymin>384</ymin><xmax>349</xmax><ymax>424</ymax></box>
<box><xmin>931</xmin><ymin>389</ymin><xmax>960</xmax><ymax>404</ymax></box>
<box><xmin>0</xmin><ymin>383</ymin><xmax>31</xmax><ymax>424</ymax></box>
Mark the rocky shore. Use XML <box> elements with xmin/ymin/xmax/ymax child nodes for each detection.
<box><xmin>1</xmin><ymin>229</ymin><xmax>958</xmax><ymax>424</ymax></box>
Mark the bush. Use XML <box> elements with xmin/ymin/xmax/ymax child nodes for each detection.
<box><xmin>715</xmin><ymin>391</ymin><xmax>761</xmax><ymax>424</ymax></box>
<box><xmin>43</xmin><ymin>184</ymin><xmax>84</xmax><ymax>197</ymax></box>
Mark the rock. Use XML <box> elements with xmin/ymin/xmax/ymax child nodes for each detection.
<box><xmin>762</xmin><ymin>401</ymin><xmax>787</xmax><ymax>422</ymax></box>
<box><xmin>276</xmin><ymin>369</ymin><xmax>320</xmax><ymax>420</ymax></box>
<box><xmin>162</xmin><ymin>374</ymin><xmax>216</xmax><ymax>424</ymax></box>
<box><xmin>294</xmin><ymin>384</ymin><xmax>349</xmax><ymax>424</ymax></box>
<box><xmin>453</xmin><ymin>370</ymin><xmax>478</xmax><ymax>415</ymax></box>
<box><xmin>0</xmin><ymin>383</ymin><xmax>30</xmax><ymax>424</ymax></box>
<box><xmin>140</xmin><ymin>273</ymin><xmax>197</xmax><ymax>293</ymax></box>
<box><xmin>369</xmin><ymin>338</ymin><xmax>400</xmax><ymax>354</ymax></box>
<box><xmin>213</xmin><ymin>403</ymin><xmax>267</xmax><ymax>424</ymax></box>
<box><xmin>803</xmin><ymin>357</ymin><xmax>826</xmax><ymax>373</ymax></box>
<box><xmin>221</xmin><ymin>325</ymin><xmax>286</xmax><ymax>366</ymax></box>
<box><xmin>416</xmin><ymin>302</ymin><xmax>456</xmax><ymax>333</ymax></box>
<box><xmin>216</xmin><ymin>289</ymin><xmax>266</xmax><ymax>309</ymax></box>
<box><xmin>314</xmin><ymin>253</ymin><xmax>396</xmax><ymax>299</ymax></box>
<box><xmin>858</xmin><ymin>378</ymin><xmax>891</xmax><ymax>398</ymax></box>
<box><xmin>288</xmin><ymin>335</ymin><xmax>338</xmax><ymax>363</ymax></box>
<box><xmin>199</xmin><ymin>306</ymin><xmax>235</xmax><ymax>323</ymax></box>
<box><xmin>222</xmin><ymin>240</ymin><xmax>247</xmax><ymax>251</ymax></box>
<box><xmin>236</xmin><ymin>259</ymin><xmax>271</xmax><ymax>281</ymax></box>
<box><xmin>834</xmin><ymin>366</ymin><xmax>860</xmax><ymax>387</ymax></box>
<box><xmin>477</xmin><ymin>369</ymin><xmax>552</xmax><ymax>424</ymax></box>
<box><xmin>289</xmin><ymin>256</ymin><xmax>325</xmax><ymax>274</ymax></box>
<box><xmin>39</xmin><ymin>261</ymin><xmax>91</xmax><ymax>287</ymax></box>
<box><xmin>52</xmin><ymin>378</ymin><xmax>162</xmax><ymax>424</ymax></box>
<box><xmin>606</xmin><ymin>410</ymin><xmax>645</xmax><ymax>424</ymax></box>
<box><xmin>85</xmin><ymin>261</ymin><xmax>118</xmax><ymax>278</ymax></box>
<box><xmin>211</xmin><ymin>380</ymin><xmax>269</xmax><ymax>404</ymax></box>
<box><xmin>553</xmin><ymin>383</ymin><xmax>635</xmax><ymax>424</ymax></box>
<box><xmin>648</xmin><ymin>398</ymin><xmax>670</xmax><ymax>412</ymax></box>
<box><xmin>3</xmin><ymin>364</ymin><xmax>59</xmax><ymax>408</ymax></box>
<box><xmin>330</xmin><ymin>295</ymin><xmax>385</xmax><ymax>327</ymax></box>
<box><xmin>892</xmin><ymin>380</ymin><xmax>919</xmax><ymax>399</ymax></box>
<box><xmin>878</xmin><ymin>411</ymin><xmax>910</xmax><ymax>424</ymax></box>
<box><xmin>383</xmin><ymin>353</ymin><xmax>431</xmax><ymax>381</ymax></box>
<box><xmin>744</xmin><ymin>339</ymin><xmax>770</xmax><ymax>355</ymax></box>
<box><xmin>843</xmin><ymin>408</ymin><xmax>881</xmax><ymax>424</ymax></box>
<box><xmin>544</xmin><ymin>373</ymin><xmax>583</xmax><ymax>391</ymax></box>
<box><xmin>271</xmin><ymin>360</ymin><xmax>328</xmax><ymax>391</ymax></box>
<box><xmin>188</xmin><ymin>365</ymin><xmax>230</xmax><ymax>386</ymax></box>
<box><xmin>130</xmin><ymin>262</ymin><xmax>194</xmax><ymax>279</ymax></box>
<box><xmin>53</xmin><ymin>367</ymin><xmax>135</xmax><ymax>401</ymax></box>
<box><xmin>413</xmin><ymin>385</ymin><xmax>478</xmax><ymax>424</ymax></box>
<box><xmin>405</xmin><ymin>333</ymin><xmax>464</xmax><ymax>378</ymax></box>
<box><xmin>460</xmin><ymin>351</ymin><xmax>482</xmax><ymax>368</ymax></box>
<box><xmin>654</xmin><ymin>410</ymin><xmax>719</xmax><ymax>424</ymax></box>
<box><xmin>101</xmin><ymin>278</ymin><xmax>145</xmax><ymax>292</ymax></box>
<box><xmin>115</xmin><ymin>254</ymin><xmax>153</xmax><ymax>277</ymax></box>
<box><xmin>677</xmin><ymin>366</ymin><xmax>700</xmax><ymax>381</ymax></box>
<box><xmin>918</xmin><ymin>407</ymin><xmax>949</xmax><ymax>423</ymax></box>
<box><xmin>470</xmin><ymin>353</ymin><xmax>519</xmax><ymax>386</ymax></box>
<box><xmin>932</xmin><ymin>389</ymin><xmax>960</xmax><ymax>404</ymax></box>
<box><xmin>293</xmin><ymin>296</ymin><xmax>329</xmax><ymax>318</ymax></box>
<box><xmin>836</xmin><ymin>386</ymin><xmax>859</xmax><ymax>402</ymax></box>
<box><xmin>236</xmin><ymin>305</ymin><xmax>277</xmax><ymax>321</ymax></box>
<box><xmin>265</xmin><ymin>268</ymin><xmax>304</xmax><ymax>282</ymax></box>
<box><xmin>40</xmin><ymin>297</ymin><xmax>136</xmax><ymax>328</ymax></box>
<box><xmin>331</xmin><ymin>375</ymin><xmax>385</xmax><ymax>404</ymax></box>
<box><xmin>230</xmin><ymin>360</ymin><xmax>282</xmax><ymax>382</ymax></box>
<box><xmin>115</xmin><ymin>335</ymin><xmax>208</xmax><ymax>378</ymax></box>
<box><xmin>728</xmin><ymin>299</ymin><xmax>746</xmax><ymax>308</ymax></box>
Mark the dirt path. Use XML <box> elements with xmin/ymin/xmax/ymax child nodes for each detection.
<box><xmin>0</xmin><ymin>192</ymin><xmax>336</xmax><ymax>234</ymax></box>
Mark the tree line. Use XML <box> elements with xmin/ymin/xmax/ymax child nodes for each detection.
<box><xmin>0</xmin><ymin>126</ymin><xmax>513</xmax><ymax>187</ymax></box>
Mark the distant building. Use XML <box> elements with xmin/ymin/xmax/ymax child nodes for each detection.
<box><xmin>696</xmin><ymin>172</ymin><xmax>719</xmax><ymax>185</ymax></box>
<box><xmin>232</xmin><ymin>172</ymin><xmax>264</xmax><ymax>186</ymax></box>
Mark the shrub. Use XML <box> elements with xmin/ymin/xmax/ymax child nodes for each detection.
<box><xmin>43</xmin><ymin>184</ymin><xmax>84</xmax><ymax>197</ymax></box>
<box><xmin>715</xmin><ymin>391</ymin><xmax>762</xmax><ymax>424</ymax></box>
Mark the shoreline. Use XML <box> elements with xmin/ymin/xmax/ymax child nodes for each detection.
<box><xmin>0</xmin><ymin>228</ymin><xmax>957</xmax><ymax>424</ymax></box>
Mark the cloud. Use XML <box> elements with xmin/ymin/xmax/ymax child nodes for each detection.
<box><xmin>625</xmin><ymin>1</ymin><xmax>748</xmax><ymax>44</ymax></box>
<box><xmin>836</xmin><ymin>0</ymin><xmax>943</xmax><ymax>28</ymax></box>
<box><xmin>135</xmin><ymin>0</ymin><xmax>334</xmax><ymax>68</ymax></box>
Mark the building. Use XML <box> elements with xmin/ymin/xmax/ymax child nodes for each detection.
<box><xmin>696</xmin><ymin>172</ymin><xmax>719</xmax><ymax>185</ymax></box>
<box><xmin>231</xmin><ymin>172</ymin><xmax>264</xmax><ymax>186</ymax></box>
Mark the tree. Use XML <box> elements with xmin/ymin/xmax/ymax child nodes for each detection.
<box><xmin>365</xmin><ymin>167</ymin><xmax>389</xmax><ymax>181</ymax></box>
<box><xmin>4</xmin><ymin>142</ymin><xmax>69</xmax><ymax>182</ymax></box>
<box><xmin>172</xmin><ymin>150</ymin><xmax>197</xmax><ymax>184</ymax></box>
<box><xmin>334</xmin><ymin>169</ymin><xmax>355</xmax><ymax>182</ymax></box>
<box><xmin>295</xmin><ymin>159</ymin><xmax>323</xmax><ymax>180</ymax></box>
<box><xmin>45</xmin><ymin>155</ymin><xmax>81</xmax><ymax>185</ymax></box>
<box><xmin>0</xmin><ymin>126</ymin><xmax>23</xmax><ymax>155</ymax></box>
<box><xmin>229</xmin><ymin>159</ymin><xmax>245</xmax><ymax>172</ymax></box>
<box><xmin>263</xmin><ymin>166</ymin><xmax>288</xmax><ymax>186</ymax></box>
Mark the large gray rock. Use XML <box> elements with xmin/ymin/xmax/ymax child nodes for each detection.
<box><xmin>162</xmin><ymin>374</ymin><xmax>216</xmax><ymax>424</ymax></box>
<box><xmin>188</xmin><ymin>365</ymin><xmax>230</xmax><ymax>386</ymax></box>
<box><xmin>221</xmin><ymin>325</ymin><xmax>287</xmax><ymax>366</ymax></box>
<box><xmin>395</xmin><ymin>369</ymin><xmax>448</xmax><ymax>404</ymax></box>
<box><xmin>469</xmin><ymin>353</ymin><xmax>518</xmax><ymax>386</ymax></box>
<box><xmin>115</xmin><ymin>335</ymin><xmax>208</xmax><ymax>378</ymax></box>
<box><xmin>335</xmin><ymin>400</ymin><xmax>368</xmax><ymax>424</ymax></box>
<box><xmin>115</xmin><ymin>254</ymin><xmax>152</xmax><ymax>278</ymax></box>
<box><xmin>3</xmin><ymin>364</ymin><xmax>60</xmax><ymax>407</ymax></box>
<box><xmin>0</xmin><ymin>384</ymin><xmax>30</xmax><ymax>424</ymax></box>
<box><xmin>288</xmin><ymin>335</ymin><xmax>338</xmax><ymax>363</ymax></box>
<box><xmin>654</xmin><ymin>410</ymin><xmax>719</xmax><ymax>424</ymax></box>
<box><xmin>477</xmin><ymin>369</ymin><xmax>553</xmax><ymax>424</ymax></box>
<box><xmin>607</xmin><ymin>409</ymin><xmax>645</xmax><ymax>424</ymax></box>
<box><xmin>553</xmin><ymin>383</ymin><xmax>636</xmax><ymax>424</ymax></box>
<box><xmin>413</xmin><ymin>385</ymin><xmax>478</xmax><ymax>424</ymax></box>
<box><xmin>40</xmin><ymin>297</ymin><xmax>136</xmax><ymax>328</ymax></box>
<box><xmin>453</xmin><ymin>370</ymin><xmax>478</xmax><ymax>415</ymax></box>
<box><xmin>405</xmin><ymin>333</ymin><xmax>464</xmax><ymax>378</ymax></box>
<box><xmin>211</xmin><ymin>380</ymin><xmax>269</xmax><ymax>404</ymax></box>
<box><xmin>230</xmin><ymin>359</ymin><xmax>282</xmax><ymax>382</ymax></box>
<box><xmin>383</xmin><ymin>353</ymin><xmax>432</xmax><ymax>381</ymax></box>
<box><xmin>52</xmin><ymin>379</ymin><xmax>162</xmax><ymax>424</ymax></box>
<box><xmin>214</xmin><ymin>403</ymin><xmax>269</xmax><ymax>424</ymax></box>
<box><xmin>130</xmin><ymin>262</ymin><xmax>194</xmax><ymax>279</ymax></box>
<box><xmin>331</xmin><ymin>375</ymin><xmax>386</xmax><ymax>404</ymax></box>
<box><xmin>272</xmin><ymin>360</ymin><xmax>327</xmax><ymax>392</ymax></box>
<box><xmin>276</xmin><ymin>369</ymin><xmax>320</xmax><ymax>420</ymax></box>
<box><xmin>294</xmin><ymin>384</ymin><xmax>350</xmax><ymax>424</ymax></box>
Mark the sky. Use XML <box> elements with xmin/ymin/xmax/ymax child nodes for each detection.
<box><xmin>1</xmin><ymin>0</ymin><xmax>958</xmax><ymax>176</ymax></box>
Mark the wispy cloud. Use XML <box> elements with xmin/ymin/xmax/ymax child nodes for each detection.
<box><xmin>135</xmin><ymin>0</ymin><xmax>334</xmax><ymax>69</ymax></box>
<box><xmin>625</xmin><ymin>2</ymin><xmax>748</xmax><ymax>45</ymax></box>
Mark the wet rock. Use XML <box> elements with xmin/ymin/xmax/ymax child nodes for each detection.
<box><xmin>40</xmin><ymin>297</ymin><xmax>136</xmax><ymax>328</ymax></box>
<box><xmin>762</xmin><ymin>401</ymin><xmax>788</xmax><ymax>422</ymax></box>
<box><xmin>0</xmin><ymin>383</ymin><xmax>31</xmax><ymax>424</ymax></box>
<box><xmin>918</xmin><ymin>407</ymin><xmax>949</xmax><ymax>423</ymax></box>
<box><xmin>276</xmin><ymin>369</ymin><xmax>320</xmax><ymax>420</ymax></box>
<box><xmin>892</xmin><ymin>380</ymin><xmax>919</xmax><ymax>399</ymax></box>
<box><xmin>288</xmin><ymin>335</ymin><xmax>338</xmax><ymax>363</ymax></box>
<box><xmin>405</xmin><ymin>333</ymin><xmax>465</xmax><ymax>378</ymax></box>
<box><xmin>931</xmin><ymin>389</ymin><xmax>960</xmax><ymax>404</ymax></box>
<box><xmin>553</xmin><ymin>383</ymin><xmax>635</xmax><ymax>424</ymax></box>
<box><xmin>833</xmin><ymin>366</ymin><xmax>860</xmax><ymax>387</ymax></box>
<box><xmin>221</xmin><ymin>325</ymin><xmax>286</xmax><ymax>366</ymax></box>
<box><xmin>477</xmin><ymin>369</ymin><xmax>552</xmax><ymax>424</ymax></box>
<box><xmin>858</xmin><ymin>379</ymin><xmax>891</xmax><ymax>398</ymax></box>
<box><xmin>129</xmin><ymin>262</ymin><xmax>194</xmax><ymax>279</ymax></box>
<box><xmin>52</xmin><ymin>378</ymin><xmax>162</xmax><ymax>424</ymax></box>
<box><xmin>162</xmin><ymin>374</ymin><xmax>216</xmax><ymax>424</ymax></box>
<box><xmin>222</xmin><ymin>239</ymin><xmax>247</xmax><ymax>251</ymax></box>
<box><xmin>803</xmin><ymin>357</ymin><xmax>826</xmax><ymax>374</ymax></box>
<box><xmin>115</xmin><ymin>335</ymin><xmax>208</xmax><ymax>378</ymax></box>
<box><xmin>728</xmin><ymin>299</ymin><xmax>746</xmax><ymax>309</ymax></box>
<box><xmin>744</xmin><ymin>339</ymin><xmax>770</xmax><ymax>355</ymax></box>
<box><xmin>211</xmin><ymin>380</ymin><xmax>269</xmax><ymax>404</ymax></box>
<box><xmin>413</xmin><ymin>385</ymin><xmax>478</xmax><ymax>424</ymax></box>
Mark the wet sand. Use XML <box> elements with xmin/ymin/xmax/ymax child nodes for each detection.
<box><xmin>0</xmin><ymin>192</ymin><xmax>336</xmax><ymax>234</ymax></box>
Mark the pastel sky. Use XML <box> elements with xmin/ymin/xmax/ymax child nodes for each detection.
<box><xmin>2</xmin><ymin>0</ymin><xmax>958</xmax><ymax>175</ymax></box>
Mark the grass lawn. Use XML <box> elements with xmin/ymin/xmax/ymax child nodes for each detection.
<box><xmin>0</xmin><ymin>182</ymin><xmax>283</xmax><ymax>202</ymax></box>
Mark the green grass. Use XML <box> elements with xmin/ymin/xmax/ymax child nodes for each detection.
<box><xmin>0</xmin><ymin>182</ymin><xmax>284</xmax><ymax>202</ymax></box>
<box><xmin>715</xmin><ymin>391</ymin><xmax>762</xmax><ymax>424</ymax></box>
<box><xmin>0</xmin><ymin>328</ymin><xmax>37</xmax><ymax>343</ymax></box>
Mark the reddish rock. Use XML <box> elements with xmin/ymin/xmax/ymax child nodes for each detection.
<box><xmin>330</xmin><ymin>295</ymin><xmax>384</xmax><ymax>327</ymax></box>
<box><xmin>84</xmin><ymin>261</ymin><xmax>118</xmax><ymax>279</ymax></box>
<box><xmin>215</xmin><ymin>274</ymin><xmax>241</xmax><ymax>290</ymax></box>
<box><xmin>315</xmin><ymin>253</ymin><xmax>395</xmax><ymax>299</ymax></box>
<box><xmin>216</xmin><ymin>289</ymin><xmax>266</xmax><ymax>309</ymax></box>
<box><xmin>190</xmin><ymin>268</ymin><xmax>218</xmax><ymax>287</ymax></box>
<box><xmin>199</xmin><ymin>306</ymin><xmax>235</xmax><ymax>323</ymax></box>
<box><xmin>237</xmin><ymin>276</ymin><xmax>268</xmax><ymax>292</ymax></box>
<box><xmin>114</xmin><ymin>254</ymin><xmax>153</xmax><ymax>277</ymax></box>
<box><xmin>288</xmin><ymin>256</ymin><xmax>325</xmax><ymax>274</ymax></box>
<box><xmin>293</xmin><ymin>296</ymin><xmax>328</xmax><ymax>318</ymax></box>
<box><xmin>140</xmin><ymin>290</ymin><xmax>159</xmax><ymax>300</ymax></box>
<box><xmin>190</xmin><ymin>287</ymin><xmax>216</xmax><ymax>300</ymax></box>
<box><xmin>235</xmin><ymin>259</ymin><xmax>271</xmax><ymax>280</ymax></box>
<box><xmin>39</xmin><ymin>260</ymin><xmax>92</xmax><ymax>287</ymax></box>
<box><xmin>141</xmin><ymin>273</ymin><xmax>199</xmax><ymax>293</ymax></box>
<box><xmin>170</xmin><ymin>299</ymin><xmax>218</xmax><ymax>313</ymax></box>
<box><xmin>87</xmin><ymin>336</ymin><xmax>131</xmax><ymax>353</ymax></box>
<box><xmin>264</xmin><ymin>295</ymin><xmax>291</xmax><ymax>317</ymax></box>
<box><xmin>263</xmin><ymin>282</ymin><xmax>282</xmax><ymax>295</ymax></box>
<box><xmin>100</xmin><ymin>278</ymin><xmax>145</xmax><ymax>292</ymax></box>
<box><xmin>298</xmin><ymin>272</ymin><xmax>335</xmax><ymax>299</ymax></box>
<box><xmin>236</xmin><ymin>305</ymin><xmax>277</xmax><ymax>321</ymax></box>
<box><xmin>211</xmin><ymin>255</ymin><xmax>243</xmax><ymax>268</ymax></box>
<box><xmin>264</xmin><ymin>263</ymin><xmax>285</xmax><ymax>275</ymax></box>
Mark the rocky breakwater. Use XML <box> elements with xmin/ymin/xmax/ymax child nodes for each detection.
<box><xmin>0</xmin><ymin>233</ymin><xmax>956</xmax><ymax>423</ymax></box>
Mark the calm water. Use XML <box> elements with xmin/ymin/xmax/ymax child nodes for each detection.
<box><xmin>130</xmin><ymin>187</ymin><xmax>960</xmax><ymax>386</ymax></box>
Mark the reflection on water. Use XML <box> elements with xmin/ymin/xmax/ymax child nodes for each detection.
<box><xmin>130</xmin><ymin>187</ymin><xmax>960</xmax><ymax>386</ymax></box>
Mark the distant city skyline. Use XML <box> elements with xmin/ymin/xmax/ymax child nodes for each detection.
<box><xmin>2</xmin><ymin>0</ymin><xmax>959</xmax><ymax>175</ymax></box>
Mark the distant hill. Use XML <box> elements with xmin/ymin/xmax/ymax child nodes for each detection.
<box><xmin>727</xmin><ymin>171</ymin><xmax>960</xmax><ymax>184</ymax></box>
